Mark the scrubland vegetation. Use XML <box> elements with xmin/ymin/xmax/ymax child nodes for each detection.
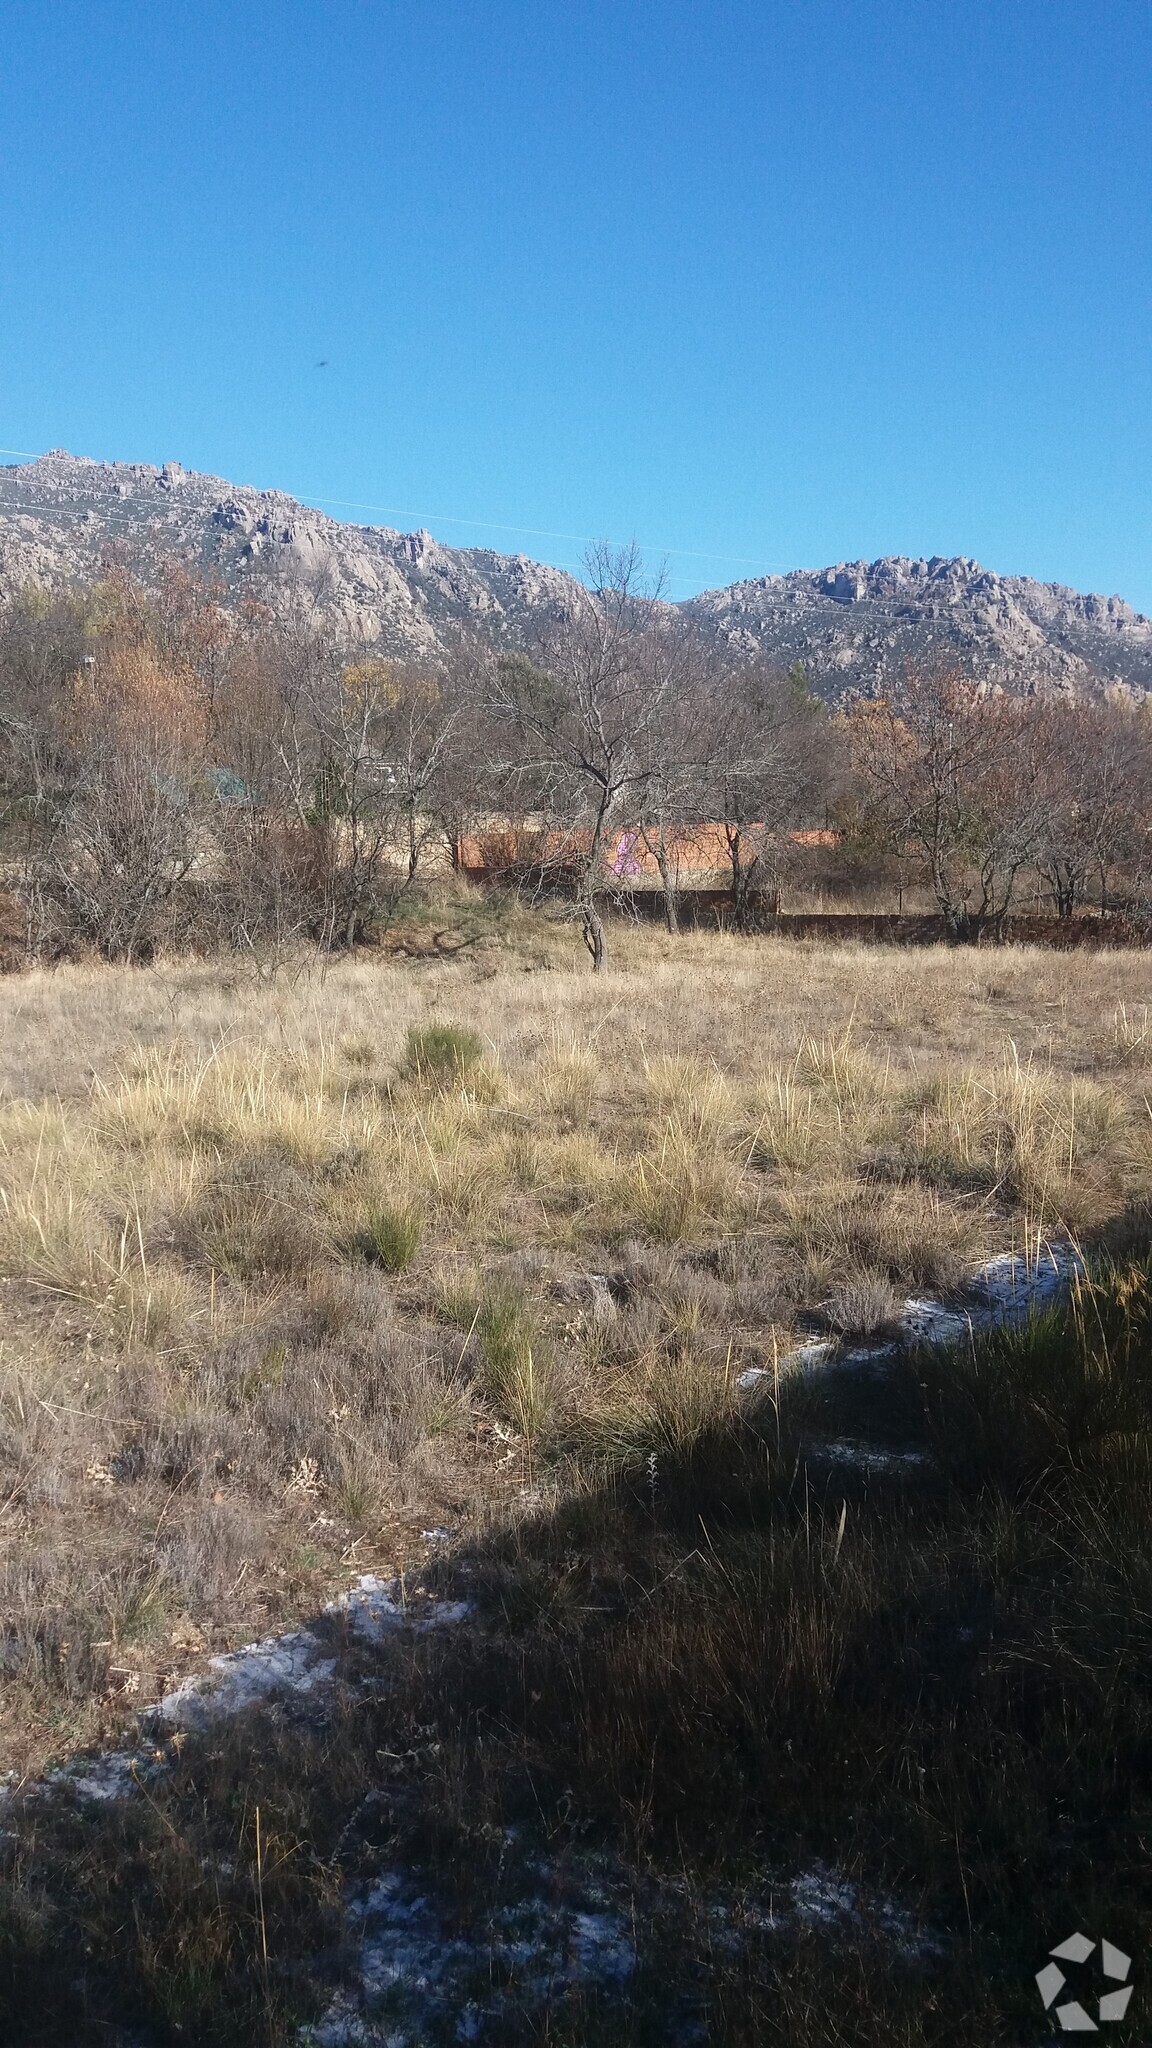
<box><xmin>3</xmin><ymin>531</ymin><xmax>1152</xmax><ymax>2042</ymax></box>
<box><xmin>3</xmin><ymin>556</ymin><xmax>1152</xmax><ymax>978</ymax></box>
<box><xmin>3</xmin><ymin>917</ymin><xmax>1152</xmax><ymax>2041</ymax></box>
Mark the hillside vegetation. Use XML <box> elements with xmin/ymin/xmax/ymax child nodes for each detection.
<box><xmin>3</xmin><ymin>561</ymin><xmax>1152</xmax><ymax>976</ymax></box>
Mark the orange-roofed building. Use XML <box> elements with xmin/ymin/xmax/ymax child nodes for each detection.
<box><xmin>456</xmin><ymin>821</ymin><xmax>838</xmax><ymax>887</ymax></box>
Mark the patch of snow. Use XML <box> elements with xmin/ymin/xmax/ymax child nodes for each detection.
<box><xmin>812</xmin><ymin>1440</ymin><xmax>929</xmax><ymax>1475</ymax></box>
<box><xmin>57</xmin><ymin>1751</ymin><xmax>145</xmax><ymax>1803</ymax></box>
<box><xmin>416</xmin><ymin>1601</ymin><xmax>472</xmax><ymax>1631</ymax></box>
<box><xmin>302</xmin><ymin>1870</ymin><xmax>636</xmax><ymax>2045</ymax></box>
<box><xmin>739</xmin><ymin>1240</ymin><xmax>1082</xmax><ymax>1393</ymax></box>
<box><xmin>900</xmin><ymin>1301</ymin><xmax>976</xmax><ymax>1346</ymax></box>
<box><xmin>787</xmin><ymin>1339</ymin><xmax>837</xmax><ymax>1372</ymax></box>
<box><xmin>305</xmin><ymin>1857</ymin><xmax>929</xmax><ymax>2044</ymax></box>
<box><xmin>738</xmin><ymin>1340</ymin><xmax>832</xmax><ymax>1390</ymax></box>
<box><xmin>20</xmin><ymin>1577</ymin><xmax>473</xmax><ymax>1818</ymax></box>
<box><xmin>152</xmin><ymin>1580</ymin><xmax>470</xmax><ymax>1731</ymax></box>
<box><xmin>156</xmin><ymin>1628</ymin><xmax>336</xmax><ymax>1730</ymax></box>
<box><xmin>16</xmin><ymin>1749</ymin><xmax>152</xmax><ymax>1807</ymax></box>
<box><xmin>790</xmin><ymin>1864</ymin><xmax>940</xmax><ymax>1958</ymax></box>
<box><xmin>792</xmin><ymin>1867</ymin><xmax>859</xmax><ymax>1925</ymax></box>
<box><xmin>570</xmin><ymin>1908</ymin><xmax>636</xmax><ymax>1981</ymax></box>
<box><xmin>327</xmin><ymin>1575</ymin><xmax>406</xmax><ymax>1643</ymax></box>
<box><xmin>902</xmin><ymin>1240</ymin><xmax>1082</xmax><ymax>1347</ymax></box>
<box><xmin>354</xmin><ymin>1875</ymin><xmax>474</xmax><ymax>1999</ymax></box>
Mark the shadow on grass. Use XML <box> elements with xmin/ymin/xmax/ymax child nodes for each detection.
<box><xmin>5</xmin><ymin>1218</ymin><xmax>1152</xmax><ymax>2045</ymax></box>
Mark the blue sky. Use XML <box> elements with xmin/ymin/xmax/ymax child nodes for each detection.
<box><xmin>1</xmin><ymin>0</ymin><xmax>1149</xmax><ymax>605</ymax></box>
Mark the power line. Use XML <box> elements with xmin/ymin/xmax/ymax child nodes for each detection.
<box><xmin>0</xmin><ymin>450</ymin><xmax>789</xmax><ymax>578</ymax></box>
<box><xmin>0</xmin><ymin>498</ymin><xmax>757</xmax><ymax>597</ymax></box>
<box><xmin>0</xmin><ymin>495</ymin><xmax>119</xmax><ymax>515</ymax></box>
<box><xmin>289</xmin><ymin>489</ymin><xmax>790</xmax><ymax>571</ymax></box>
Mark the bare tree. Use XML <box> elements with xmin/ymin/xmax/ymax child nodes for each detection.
<box><xmin>848</xmin><ymin>666</ymin><xmax>1045</xmax><ymax>940</ymax></box>
<box><xmin>487</xmin><ymin>544</ymin><xmax>680</xmax><ymax>970</ymax></box>
<box><xmin>380</xmin><ymin>662</ymin><xmax>466</xmax><ymax>882</ymax></box>
<box><xmin>300</xmin><ymin>653</ymin><xmax>405</xmax><ymax>948</ymax></box>
<box><xmin>0</xmin><ymin>589</ymin><xmax>90</xmax><ymax>945</ymax></box>
<box><xmin>263</xmin><ymin>587</ymin><xmax>474</xmax><ymax>948</ymax></box>
<box><xmin>51</xmin><ymin>735</ymin><xmax>198</xmax><ymax>960</ymax></box>
<box><xmin>1030</xmin><ymin>698</ymin><xmax>1148</xmax><ymax>917</ymax></box>
<box><xmin>425</xmin><ymin>635</ymin><xmax>495</xmax><ymax>874</ymax></box>
<box><xmin>633</xmin><ymin>634</ymin><xmax>715</xmax><ymax>935</ymax></box>
<box><xmin>704</xmin><ymin>662</ymin><xmax>831</xmax><ymax>927</ymax></box>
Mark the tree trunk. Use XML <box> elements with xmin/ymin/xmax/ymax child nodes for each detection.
<box><xmin>581</xmin><ymin>901</ymin><xmax>606</xmax><ymax>972</ymax></box>
<box><xmin>654</xmin><ymin>841</ymin><xmax>679</xmax><ymax>935</ymax></box>
<box><xmin>941</xmin><ymin>901</ymin><xmax>975</xmax><ymax>944</ymax></box>
<box><xmin>732</xmin><ymin>860</ymin><xmax>754</xmax><ymax>933</ymax></box>
<box><xmin>1043</xmin><ymin>860</ymin><xmax>1077</xmax><ymax>919</ymax></box>
<box><xmin>727</xmin><ymin>828</ymin><xmax>748</xmax><ymax>931</ymax></box>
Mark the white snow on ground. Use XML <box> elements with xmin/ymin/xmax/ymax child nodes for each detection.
<box><xmin>53</xmin><ymin>1751</ymin><xmax>147</xmax><ymax>1803</ymax></box>
<box><xmin>791</xmin><ymin>1866</ymin><xmax>940</xmax><ymax>1958</ymax></box>
<box><xmin>813</xmin><ymin>1440</ymin><xmax>929</xmax><ymax>1475</ymax></box>
<box><xmin>302</xmin><ymin>1869</ymin><xmax>637</xmax><ymax>2046</ymax></box>
<box><xmin>301</xmin><ymin>1856</ymin><xmax>940</xmax><ymax>2044</ymax></box>
<box><xmin>155</xmin><ymin>1578</ymin><xmax>471</xmax><ymax>1731</ymax></box>
<box><xmin>0</xmin><ymin>1579</ymin><xmax>475</xmax><ymax>1815</ymax></box>
<box><xmin>10</xmin><ymin>1747</ymin><xmax>154</xmax><ymax>1810</ymax></box>
<box><xmin>329</xmin><ymin>1574</ymin><xmax>470</xmax><ymax>1645</ymax></box>
<box><xmin>902</xmin><ymin>1240</ymin><xmax>1083</xmax><ymax>1345</ymax></box>
<box><xmin>157</xmin><ymin>1628</ymin><xmax>337</xmax><ymax>1730</ymax></box>
<box><xmin>737</xmin><ymin>1239</ymin><xmax>1084</xmax><ymax>1392</ymax></box>
<box><xmin>791</xmin><ymin>1867</ymin><xmax>859</xmax><ymax>1924</ymax></box>
<box><xmin>29</xmin><ymin>1249</ymin><xmax>1082</xmax><ymax>1785</ymax></box>
<box><xmin>17</xmin><ymin>1222</ymin><xmax>985</xmax><ymax>2035</ymax></box>
<box><xmin>570</xmin><ymin>1909</ymin><xmax>637</xmax><ymax>1981</ymax></box>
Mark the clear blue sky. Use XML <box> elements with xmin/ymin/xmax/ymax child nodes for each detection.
<box><xmin>1</xmin><ymin>0</ymin><xmax>1150</xmax><ymax>605</ymax></box>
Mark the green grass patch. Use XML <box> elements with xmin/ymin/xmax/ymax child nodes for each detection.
<box><xmin>402</xmin><ymin>1022</ymin><xmax>484</xmax><ymax>1088</ymax></box>
<box><xmin>475</xmin><ymin>1278</ymin><xmax>556</xmax><ymax>1440</ymax></box>
<box><xmin>358</xmin><ymin>1200</ymin><xmax>424</xmax><ymax>1272</ymax></box>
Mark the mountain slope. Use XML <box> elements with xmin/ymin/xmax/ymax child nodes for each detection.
<box><xmin>683</xmin><ymin>555</ymin><xmax>1152</xmax><ymax>697</ymax></box>
<box><xmin>0</xmin><ymin>450</ymin><xmax>579</xmax><ymax>658</ymax></box>
<box><xmin>2</xmin><ymin>450</ymin><xmax>1151</xmax><ymax>697</ymax></box>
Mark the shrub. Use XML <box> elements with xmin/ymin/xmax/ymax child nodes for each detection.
<box><xmin>476</xmin><ymin>1280</ymin><xmax>555</xmax><ymax>1441</ymax></box>
<box><xmin>402</xmin><ymin>1022</ymin><xmax>484</xmax><ymax>1088</ymax></box>
<box><xmin>624</xmin><ymin>1121</ymin><xmax>741</xmax><ymax>1245</ymax></box>
<box><xmin>185</xmin><ymin>1167</ymin><xmax>320</xmax><ymax>1280</ymax></box>
<box><xmin>360</xmin><ymin>1202</ymin><xmax>424</xmax><ymax>1273</ymax></box>
<box><xmin>821</xmin><ymin>1267</ymin><xmax>903</xmax><ymax>1336</ymax></box>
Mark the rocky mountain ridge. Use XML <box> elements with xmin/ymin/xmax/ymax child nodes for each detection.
<box><xmin>2</xmin><ymin>450</ymin><xmax>1150</xmax><ymax>698</ymax></box>
<box><xmin>688</xmin><ymin>554</ymin><xmax>1152</xmax><ymax>696</ymax></box>
<box><xmin>0</xmin><ymin>450</ymin><xmax>577</xmax><ymax>661</ymax></box>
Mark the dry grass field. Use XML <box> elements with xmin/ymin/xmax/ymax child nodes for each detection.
<box><xmin>4</xmin><ymin>910</ymin><xmax>1152</xmax><ymax>2042</ymax></box>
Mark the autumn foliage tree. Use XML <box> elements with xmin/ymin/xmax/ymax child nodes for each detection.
<box><xmin>4</xmin><ymin>563</ymin><xmax>1152</xmax><ymax>966</ymax></box>
<box><xmin>46</xmin><ymin>637</ymin><xmax>210</xmax><ymax>960</ymax></box>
